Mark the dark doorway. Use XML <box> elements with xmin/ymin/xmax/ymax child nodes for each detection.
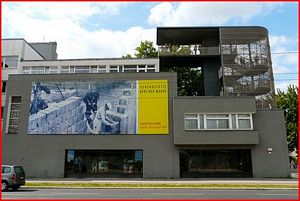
<box><xmin>65</xmin><ymin>150</ymin><xmax>143</xmax><ymax>178</ymax></box>
<box><xmin>180</xmin><ymin>149</ymin><xmax>252</xmax><ymax>178</ymax></box>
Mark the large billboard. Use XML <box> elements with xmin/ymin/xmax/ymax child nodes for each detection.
<box><xmin>27</xmin><ymin>80</ymin><xmax>168</xmax><ymax>135</ymax></box>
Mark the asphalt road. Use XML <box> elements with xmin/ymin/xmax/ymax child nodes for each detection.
<box><xmin>1</xmin><ymin>188</ymin><xmax>298</xmax><ymax>200</ymax></box>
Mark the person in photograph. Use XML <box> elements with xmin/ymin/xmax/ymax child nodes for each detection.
<box><xmin>92</xmin><ymin>102</ymin><xmax>117</xmax><ymax>134</ymax></box>
<box><xmin>83</xmin><ymin>86</ymin><xmax>99</xmax><ymax>130</ymax></box>
<box><xmin>30</xmin><ymin>82</ymin><xmax>51</xmax><ymax>115</ymax></box>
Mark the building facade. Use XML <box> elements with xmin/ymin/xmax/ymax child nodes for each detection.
<box><xmin>2</xmin><ymin>27</ymin><xmax>290</xmax><ymax>178</ymax></box>
<box><xmin>2</xmin><ymin>39</ymin><xmax>57</xmax><ymax>111</ymax></box>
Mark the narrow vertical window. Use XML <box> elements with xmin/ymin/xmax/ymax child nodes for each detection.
<box><xmin>7</xmin><ymin>96</ymin><xmax>21</xmax><ymax>134</ymax></box>
<box><xmin>2</xmin><ymin>81</ymin><xmax>7</xmax><ymax>93</ymax></box>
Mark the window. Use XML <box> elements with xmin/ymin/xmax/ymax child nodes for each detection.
<box><xmin>2</xmin><ymin>167</ymin><xmax>11</xmax><ymax>173</ymax></box>
<box><xmin>61</xmin><ymin>66</ymin><xmax>75</xmax><ymax>74</ymax></box>
<box><xmin>89</xmin><ymin>66</ymin><xmax>107</xmax><ymax>73</ymax></box>
<box><xmin>184</xmin><ymin>114</ymin><xmax>204</xmax><ymax>129</ymax></box>
<box><xmin>110</xmin><ymin>65</ymin><xmax>123</xmax><ymax>73</ymax></box>
<box><xmin>6</xmin><ymin>96</ymin><xmax>21</xmax><ymax>134</ymax></box>
<box><xmin>2</xmin><ymin>56</ymin><xmax>18</xmax><ymax>68</ymax></box>
<box><xmin>206</xmin><ymin>114</ymin><xmax>230</xmax><ymax>129</ymax></box>
<box><xmin>90</xmin><ymin>66</ymin><xmax>98</xmax><ymax>73</ymax></box>
<box><xmin>237</xmin><ymin>114</ymin><xmax>252</xmax><ymax>129</ymax></box>
<box><xmin>146</xmin><ymin>65</ymin><xmax>156</xmax><ymax>72</ymax></box>
<box><xmin>23</xmin><ymin>66</ymin><xmax>58</xmax><ymax>74</ymax></box>
<box><xmin>184</xmin><ymin>113</ymin><xmax>253</xmax><ymax>130</ymax></box>
<box><xmin>30</xmin><ymin>67</ymin><xmax>45</xmax><ymax>74</ymax></box>
<box><xmin>49</xmin><ymin>66</ymin><xmax>59</xmax><ymax>74</ymax></box>
<box><xmin>75</xmin><ymin>66</ymin><xmax>89</xmax><ymax>74</ymax></box>
<box><xmin>2</xmin><ymin>81</ymin><xmax>7</xmax><ymax>93</ymax></box>
<box><xmin>124</xmin><ymin>65</ymin><xmax>137</xmax><ymax>73</ymax></box>
<box><xmin>97</xmin><ymin>66</ymin><xmax>107</xmax><ymax>73</ymax></box>
<box><xmin>45</xmin><ymin>66</ymin><xmax>50</xmax><ymax>74</ymax></box>
<box><xmin>137</xmin><ymin>65</ymin><xmax>146</xmax><ymax>72</ymax></box>
<box><xmin>65</xmin><ymin>150</ymin><xmax>143</xmax><ymax>178</ymax></box>
<box><xmin>22</xmin><ymin>67</ymin><xmax>31</xmax><ymax>74</ymax></box>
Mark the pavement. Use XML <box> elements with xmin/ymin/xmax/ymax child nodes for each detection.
<box><xmin>26</xmin><ymin>178</ymin><xmax>298</xmax><ymax>185</ymax></box>
<box><xmin>2</xmin><ymin>188</ymin><xmax>299</xmax><ymax>200</ymax></box>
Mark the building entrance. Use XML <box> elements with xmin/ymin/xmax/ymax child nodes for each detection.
<box><xmin>180</xmin><ymin>149</ymin><xmax>252</xmax><ymax>178</ymax></box>
<box><xmin>65</xmin><ymin>150</ymin><xmax>143</xmax><ymax>178</ymax></box>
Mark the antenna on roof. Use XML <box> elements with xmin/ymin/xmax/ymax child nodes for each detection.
<box><xmin>43</xmin><ymin>35</ymin><xmax>45</xmax><ymax>42</ymax></box>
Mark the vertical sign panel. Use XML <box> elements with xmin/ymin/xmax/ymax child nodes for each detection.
<box><xmin>138</xmin><ymin>80</ymin><xmax>169</xmax><ymax>134</ymax></box>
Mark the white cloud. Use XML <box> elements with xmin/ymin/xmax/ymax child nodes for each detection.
<box><xmin>148</xmin><ymin>2</ymin><xmax>282</xmax><ymax>26</ymax></box>
<box><xmin>274</xmin><ymin>80</ymin><xmax>298</xmax><ymax>92</ymax></box>
<box><xmin>269</xmin><ymin>35</ymin><xmax>298</xmax><ymax>91</ymax></box>
<box><xmin>5</xmin><ymin>2</ymin><xmax>126</xmax><ymax>21</ymax></box>
<box><xmin>269</xmin><ymin>35</ymin><xmax>298</xmax><ymax>73</ymax></box>
<box><xmin>2</xmin><ymin>2</ymin><xmax>155</xmax><ymax>59</ymax></box>
<box><xmin>2</xmin><ymin>1</ymin><xmax>298</xmax><ymax>92</ymax></box>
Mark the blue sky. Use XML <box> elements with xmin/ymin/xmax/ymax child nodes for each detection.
<box><xmin>2</xmin><ymin>2</ymin><xmax>298</xmax><ymax>91</ymax></box>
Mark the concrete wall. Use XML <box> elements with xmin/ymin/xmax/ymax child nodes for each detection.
<box><xmin>2</xmin><ymin>40</ymin><xmax>24</xmax><ymax>56</ymax></box>
<box><xmin>23</xmin><ymin>42</ymin><xmax>45</xmax><ymax>61</ymax></box>
<box><xmin>172</xmin><ymin>96</ymin><xmax>289</xmax><ymax>177</ymax></box>
<box><xmin>2</xmin><ymin>40</ymin><xmax>24</xmax><ymax>81</ymax></box>
<box><xmin>251</xmin><ymin>110</ymin><xmax>290</xmax><ymax>178</ymax></box>
<box><xmin>30</xmin><ymin>42</ymin><xmax>58</xmax><ymax>60</ymax></box>
<box><xmin>2</xmin><ymin>72</ymin><xmax>179</xmax><ymax>178</ymax></box>
<box><xmin>20</xmin><ymin>58</ymin><xmax>159</xmax><ymax>73</ymax></box>
<box><xmin>2</xmin><ymin>39</ymin><xmax>45</xmax><ymax>107</ymax></box>
<box><xmin>202</xmin><ymin>60</ymin><xmax>222</xmax><ymax>96</ymax></box>
<box><xmin>173</xmin><ymin>97</ymin><xmax>258</xmax><ymax>145</ymax></box>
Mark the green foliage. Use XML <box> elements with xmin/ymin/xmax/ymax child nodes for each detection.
<box><xmin>161</xmin><ymin>45</ymin><xmax>192</xmax><ymax>56</ymax></box>
<box><xmin>122</xmin><ymin>54</ymin><xmax>132</xmax><ymax>59</ymax></box>
<box><xmin>276</xmin><ymin>85</ymin><xmax>298</xmax><ymax>154</ymax></box>
<box><xmin>169</xmin><ymin>67</ymin><xmax>204</xmax><ymax>96</ymax></box>
<box><xmin>125</xmin><ymin>41</ymin><xmax>203</xmax><ymax>96</ymax></box>
<box><xmin>134</xmin><ymin>41</ymin><xmax>158</xmax><ymax>58</ymax></box>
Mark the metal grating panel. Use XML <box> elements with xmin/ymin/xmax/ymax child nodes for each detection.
<box><xmin>220</xmin><ymin>27</ymin><xmax>276</xmax><ymax>108</ymax></box>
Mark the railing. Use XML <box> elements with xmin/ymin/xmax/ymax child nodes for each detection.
<box><xmin>158</xmin><ymin>45</ymin><xmax>220</xmax><ymax>56</ymax></box>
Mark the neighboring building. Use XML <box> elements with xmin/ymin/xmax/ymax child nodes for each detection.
<box><xmin>2</xmin><ymin>39</ymin><xmax>57</xmax><ymax>113</ymax></box>
<box><xmin>29</xmin><ymin>42</ymin><xmax>58</xmax><ymax>60</ymax></box>
<box><xmin>2</xmin><ymin>27</ymin><xmax>290</xmax><ymax>178</ymax></box>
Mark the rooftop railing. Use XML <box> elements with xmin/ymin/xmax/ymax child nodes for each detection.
<box><xmin>158</xmin><ymin>45</ymin><xmax>220</xmax><ymax>56</ymax></box>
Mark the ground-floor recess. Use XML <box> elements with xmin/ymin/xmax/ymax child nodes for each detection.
<box><xmin>64</xmin><ymin>149</ymin><xmax>253</xmax><ymax>178</ymax></box>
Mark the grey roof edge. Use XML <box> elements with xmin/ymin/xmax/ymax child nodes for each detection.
<box><xmin>29</xmin><ymin>42</ymin><xmax>57</xmax><ymax>45</ymax></box>
<box><xmin>20</xmin><ymin>57</ymin><xmax>159</xmax><ymax>62</ymax></box>
<box><xmin>8</xmin><ymin>71</ymin><xmax>176</xmax><ymax>78</ymax></box>
<box><xmin>157</xmin><ymin>26</ymin><xmax>268</xmax><ymax>31</ymax></box>
<box><xmin>256</xmin><ymin>108</ymin><xmax>284</xmax><ymax>112</ymax></box>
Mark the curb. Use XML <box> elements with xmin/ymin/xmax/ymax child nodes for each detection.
<box><xmin>22</xmin><ymin>186</ymin><xmax>298</xmax><ymax>190</ymax></box>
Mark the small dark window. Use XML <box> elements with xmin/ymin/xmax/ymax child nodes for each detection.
<box><xmin>2</xmin><ymin>81</ymin><xmax>7</xmax><ymax>93</ymax></box>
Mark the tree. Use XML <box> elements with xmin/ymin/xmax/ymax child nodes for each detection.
<box><xmin>122</xmin><ymin>54</ymin><xmax>132</xmax><ymax>59</ymax></box>
<box><xmin>276</xmin><ymin>85</ymin><xmax>298</xmax><ymax>154</ymax></box>
<box><xmin>124</xmin><ymin>41</ymin><xmax>204</xmax><ymax>96</ymax></box>
<box><xmin>169</xmin><ymin>67</ymin><xmax>204</xmax><ymax>96</ymax></box>
<box><xmin>161</xmin><ymin>45</ymin><xmax>204</xmax><ymax>96</ymax></box>
<box><xmin>134</xmin><ymin>41</ymin><xmax>158</xmax><ymax>58</ymax></box>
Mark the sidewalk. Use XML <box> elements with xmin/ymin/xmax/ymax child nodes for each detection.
<box><xmin>26</xmin><ymin>178</ymin><xmax>298</xmax><ymax>185</ymax></box>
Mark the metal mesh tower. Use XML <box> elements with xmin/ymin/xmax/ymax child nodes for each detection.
<box><xmin>219</xmin><ymin>27</ymin><xmax>276</xmax><ymax>108</ymax></box>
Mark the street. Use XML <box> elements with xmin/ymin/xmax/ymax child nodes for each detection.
<box><xmin>2</xmin><ymin>188</ymin><xmax>298</xmax><ymax>200</ymax></box>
